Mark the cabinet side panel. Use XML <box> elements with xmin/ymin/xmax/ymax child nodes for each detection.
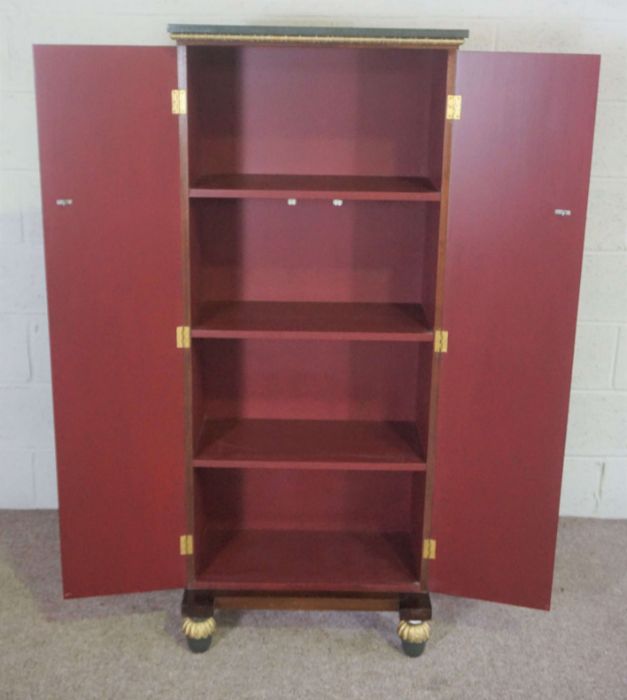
<box><xmin>430</xmin><ymin>52</ymin><xmax>599</xmax><ymax>609</ymax></box>
<box><xmin>34</xmin><ymin>46</ymin><xmax>186</xmax><ymax>596</ymax></box>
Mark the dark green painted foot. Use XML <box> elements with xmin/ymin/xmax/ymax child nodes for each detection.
<box><xmin>401</xmin><ymin>640</ymin><xmax>427</xmax><ymax>657</ymax></box>
<box><xmin>186</xmin><ymin>635</ymin><xmax>212</xmax><ymax>654</ymax></box>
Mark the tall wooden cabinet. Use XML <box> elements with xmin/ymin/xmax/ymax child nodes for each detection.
<box><xmin>34</xmin><ymin>25</ymin><xmax>599</xmax><ymax>655</ymax></box>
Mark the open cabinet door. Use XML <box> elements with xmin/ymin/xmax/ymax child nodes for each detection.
<box><xmin>34</xmin><ymin>46</ymin><xmax>186</xmax><ymax>597</ymax></box>
<box><xmin>429</xmin><ymin>52</ymin><xmax>599</xmax><ymax>609</ymax></box>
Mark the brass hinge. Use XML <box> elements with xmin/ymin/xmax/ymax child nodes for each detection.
<box><xmin>446</xmin><ymin>94</ymin><xmax>462</xmax><ymax>120</ymax></box>
<box><xmin>422</xmin><ymin>538</ymin><xmax>437</xmax><ymax>560</ymax></box>
<box><xmin>176</xmin><ymin>325</ymin><xmax>190</xmax><ymax>349</ymax></box>
<box><xmin>434</xmin><ymin>329</ymin><xmax>448</xmax><ymax>353</ymax></box>
<box><xmin>171</xmin><ymin>88</ymin><xmax>187</xmax><ymax>115</ymax></box>
<box><xmin>180</xmin><ymin>534</ymin><xmax>194</xmax><ymax>556</ymax></box>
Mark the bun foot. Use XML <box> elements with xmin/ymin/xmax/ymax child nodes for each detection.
<box><xmin>397</xmin><ymin>620</ymin><xmax>430</xmax><ymax>658</ymax></box>
<box><xmin>182</xmin><ymin>616</ymin><xmax>216</xmax><ymax>654</ymax></box>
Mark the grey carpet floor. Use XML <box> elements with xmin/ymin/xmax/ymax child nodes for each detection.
<box><xmin>0</xmin><ymin>513</ymin><xmax>625</xmax><ymax>700</ymax></box>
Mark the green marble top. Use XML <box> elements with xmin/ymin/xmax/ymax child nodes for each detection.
<box><xmin>167</xmin><ymin>24</ymin><xmax>469</xmax><ymax>44</ymax></box>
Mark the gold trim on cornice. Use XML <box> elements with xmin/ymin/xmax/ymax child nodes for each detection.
<box><xmin>169</xmin><ymin>32</ymin><xmax>465</xmax><ymax>47</ymax></box>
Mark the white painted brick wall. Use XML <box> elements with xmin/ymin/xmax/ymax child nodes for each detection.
<box><xmin>0</xmin><ymin>1</ymin><xmax>625</xmax><ymax>514</ymax></box>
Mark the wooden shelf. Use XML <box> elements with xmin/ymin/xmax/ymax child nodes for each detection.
<box><xmin>194</xmin><ymin>529</ymin><xmax>419</xmax><ymax>593</ymax></box>
<box><xmin>192</xmin><ymin>302</ymin><xmax>433</xmax><ymax>342</ymax></box>
<box><xmin>193</xmin><ymin>419</ymin><xmax>425</xmax><ymax>470</ymax></box>
<box><xmin>189</xmin><ymin>174</ymin><xmax>440</xmax><ymax>201</ymax></box>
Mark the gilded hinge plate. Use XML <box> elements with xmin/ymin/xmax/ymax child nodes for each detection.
<box><xmin>171</xmin><ymin>88</ymin><xmax>187</xmax><ymax>115</ymax></box>
<box><xmin>176</xmin><ymin>325</ymin><xmax>190</xmax><ymax>349</ymax></box>
<box><xmin>180</xmin><ymin>534</ymin><xmax>193</xmax><ymax>556</ymax></box>
<box><xmin>423</xmin><ymin>538</ymin><xmax>437</xmax><ymax>560</ymax></box>
<box><xmin>434</xmin><ymin>329</ymin><xmax>448</xmax><ymax>353</ymax></box>
<box><xmin>446</xmin><ymin>94</ymin><xmax>462</xmax><ymax>120</ymax></box>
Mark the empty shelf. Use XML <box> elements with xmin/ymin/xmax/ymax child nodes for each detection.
<box><xmin>189</xmin><ymin>174</ymin><xmax>440</xmax><ymax>201</ymax></box>
<box><xmin>192</xmin><ymin>302</ymin><xmax>433</xmax><ymax>342</ymax></box>
<box><xmin>194</xmin><ymin>529</ymin><xmax>420</xmax><ymax>593</ymax></box>
<box><xmin>193</xmin><ymin>418</ymin><xmax>425</xmax><ymax>471</ymax></box>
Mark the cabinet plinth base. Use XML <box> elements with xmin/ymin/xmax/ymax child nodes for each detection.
<box><xmin>180</xmin><ymin>589</ymin><xmax>433</xmax><ymax>654</ymax></box>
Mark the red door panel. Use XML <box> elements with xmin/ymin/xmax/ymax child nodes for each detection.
<box><xmin>430</xmin><ymin>52</ymin><xmax>599</xmax><ymax>608</ymax></box>
<box><xmin>34</xmin><ymin>46</ymin><xmax>186</xmax><ymax>597</ymax></box>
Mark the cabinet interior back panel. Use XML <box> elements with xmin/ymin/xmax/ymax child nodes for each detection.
<box><xmin>195</xmin><ymin>468</ymin><xmax>419</xmax><ymax>531</ymax></box>
<box><xmin>193</xmin><ymin>339</ymin><xmax>421</xmax><ymax>422</ymax></box>
<box><xmin>190</xmin><ymin>200</ymin><xmax>430</xmax><ymax>307</ymax></box>
<box><xmin>187</xmin><ymin>47</ymin><xmax>447</xmax><ymax>180</ymax></box>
